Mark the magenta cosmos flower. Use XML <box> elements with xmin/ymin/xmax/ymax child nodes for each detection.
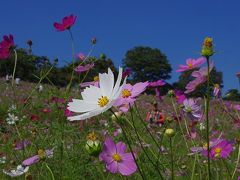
<box><xmin>53</xmin><ymin>14</ymin><xmax>77</xmax><ymax>31</ymax></box>
<box><xmin>0</xmin><ymin>34</ymin><xmax>14</xmax><ymax>59</ymax></box>
<box><xmin>75</xmin><ymin>63</ymin><xmax>94</xmax><ymax>73</ymax></box>
<box><xmin>174</xmin><ymin>90</ymin><xmax>186</xmax><ymax>104</ymax></box>
<box><xmin>191</xmin><ymin>138</ymin><xmax>233</xmax><ymax>159</ymax></box>
<box><xmin>176</xmin><ymin>57</ymin><xmax>205</xmax><ymax>72</ymax></box>
<box><xmin>114</xmin><ymin>82</ymin><xmax>148</xmax><ymax>112</ymax></box>
<box><xmin>99</xmin><ymin>137</ymin><xmax>137</xmax><ymax>176</ymax></box>
<box><xmin>122</xmin><ymin>68</ymin><xmax>132</xmax><ymax>79</ymax></box>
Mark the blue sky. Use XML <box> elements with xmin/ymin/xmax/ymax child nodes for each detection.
<box><xmin>1</xmin><ymin>0</ymin><xmax>240</xmax><ymax>92</ymax></box>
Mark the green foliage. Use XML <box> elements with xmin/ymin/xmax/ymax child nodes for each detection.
<box><xmin>223</xmin><ymin>89</ymin><xmax>240</xmax><ymax>101</ymax></box>
<box><xmin>123</xmin><ymin>46</ymin><xmax>172</xmax><ymax>83</ymax></box>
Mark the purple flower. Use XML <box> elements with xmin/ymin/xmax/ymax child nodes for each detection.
<box><xmin>176</xmin><ymin>57</ymin><xmax>206</xmax><ymax>72</ymax></box>
<box><xmin>174</xmin><ymin>90</ymin><xmax>186</xmax><ymax>104</ymax></box>
<box><xmin>75</xmin><ymin>63</ymin><xmax>94</xmax><ymax>73</ymax></box>
<box><xmin>22</xmin><ymin>149</ymin><xmax>53</xmax><ymax>166</ymax></box>
<box><xmin>0</xmin><ymin>34</ymin><xmax>14</xmax><ymax>59</ymax></box>
<box><xmin>183</xmin><ymin>98</ymin><xmax>202</xmax><ymax>120</ymax></box>
<box><xmin>14</xmin><ymin>140</ymin><xmax>31</xmax><ymax>150</ymax></box>
<box><xmin>209</xmin><ymin>139</ymin><xmax>233</xmax><ymax>159</ymax></box>
<box><xmin>99</xmin><ymin>137</ymin><xmax>137</xmax><ymax>176</ymax></box>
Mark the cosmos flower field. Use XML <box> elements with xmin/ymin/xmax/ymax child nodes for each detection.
<box><xmin>0</xmin><ymin>15</ymin><xmax>240</xmax><ymax>180</ymax></box>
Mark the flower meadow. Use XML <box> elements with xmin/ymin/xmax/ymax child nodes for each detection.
<box><xmin>0</xmin><ymin>14</ymin><xmax>240</xmax><ymax>180</ymax></box>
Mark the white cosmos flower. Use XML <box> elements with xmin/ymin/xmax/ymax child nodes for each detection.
<box><xmin>3</xmin><ymin>165</ymin><xmax>29</xmax><ymax>177</ymax></box>
<box><xmin>67</xmin><ymin>67</ymin><xmax>126</xmax><ymax>121</ymax></box>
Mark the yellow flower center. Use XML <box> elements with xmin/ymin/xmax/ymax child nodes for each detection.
<box><xmin>122</xmin><ymin>89</ymin><xmax>131</xmax><ymax>98</ymax></box>
<box><xmin>94</xmin><ymin>76</ymin><xmax>99</xmax><ymax>82</ymax></box>
<box><xmin>112</xmin><ymin>153</ymin><xmax>122</xmax><ymax>162</ymax></box>
<box><xmin>214</xmin><ymin>147</ymin><xmax>222</xmax><ymax>158</ymax></box>
<box><xmin>214</xmin><ymin>147</ymin><xmax>222</xmax><ymax>154</ymax></box>
<box><xmin>37</xmin><ymin>149</ymin><xmax>45</xmax><ymax>159</ymax></box>
<box><xmin>188</xmin><ymin>62</ymin><xmax>193</xmax><ymax>69</ymax></box>
<box><xmin>98</xmin><ymin>96</ymin><xmax>109</xmax><ymax>107</ymax></box>
<box><xmin>87</xmin><ymin>132</ymin><xmax>97</xmax><ymax>141</ymax></box>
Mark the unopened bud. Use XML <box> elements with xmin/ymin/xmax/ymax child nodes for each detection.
<box><xmin>165</xmin><ymin>128</ymin><xmax>175</xmax><ymax>138</ymax></box>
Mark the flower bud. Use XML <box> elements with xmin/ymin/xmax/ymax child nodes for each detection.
<box><xmin>111</xmin><ymin>111</ymin><xmax>122</xmax><ymax>121</ymax></box>
<box><xmin>165</xmin><ymin>128</ymin><xmax>175</xmax><ymax>138</ymax></box>
<box><xmin>167</xmin><ymin>90</ymin><xmax>175</xmax><ymax>97</ymax></box>
<box><xmin>201</xmin><ymin>37</ymin><xmax>214</xmax><ymax>57</ymax></box>
<box><xmin>85</xmin><ymin>140</ymin><xmax>101</xmax><ymax>156</ymax></box>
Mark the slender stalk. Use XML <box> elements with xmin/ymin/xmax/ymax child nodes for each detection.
<box><xmin>170</xmin><ymin>137</ymin><xmax>174</xmax><ymax>180</ymax></box>
<box><xmin>110</xmin><ymin>109</ymin><xmax>146</xmax><ymax>180</ymax></box>
<box><xmin>44</xmin><ymin>162</ymin><xmax>55</xmax><ymax>180</ymax></box>
<box><xmin>11</xmin><ymin>49</ymin><xmax>18</xmax><ymax>86</ymax></box>
<box><xmin>129</xmin><ymin>106</ymin><xmax>163</xmax><ymax>179</ymax></box>
<box><xmin>205</xmin><ymin>56</ymin><xmax>211</xmax><ymax>179</ymax></box>
<box><xmin>170</xmin><ymin>97</ymin><xmax>189</xmax><ymax>149</ymax></box>
<box><xmin>66</xmin><ymin>29</ymin><xmax>76</xmax><ymax>93</ymax></box>
<box><xmin>231</xmin><ymin>144</ymin><xmax>240</xmax><ymax>179</ymax></box>
<box><xmin>133</xmin><ymin>102</ymin><xmax>161</xmax><ymax>150</ymax></box>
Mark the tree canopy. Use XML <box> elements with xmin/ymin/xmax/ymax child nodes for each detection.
<box><xmin>123</xmin><ymin>46</ymin><xmax>172</xmax><ymax>83</ymax></box>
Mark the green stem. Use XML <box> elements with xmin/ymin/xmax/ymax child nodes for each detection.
<box><xmin>11</xmin><ymin>49</ymin><xmax>18</xmax><ymax>86</ymax></box>
<box><xmin>231</xmin><ymin>144</ymin><xmax>240</xmax><ymax>179</ymax></box>
<box><xmin>170</xmin><ymin>138</ymin><xmax>174</xmax><ymax>180</ymax></box>
<box><xmin>206</xmin><ymin>57</ymin><xmax>211</xmax><ymax>180</ymax></box>
<box><xmin>110</xmin><ymin>109</ymin><xmax>146</xmax><ymax>180</ymax></box>
<box><xmin>44</xmin><ymin>162</ymin><xmax>55</xmax><ymax>180</ymax></box>
<box><xmin>129</xmin><ymin>106</ymin><xmax>163</xmax><ymax>179</ymax></box>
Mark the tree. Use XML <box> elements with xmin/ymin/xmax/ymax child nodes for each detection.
<box><xmin>223</xmin><ymin>89</ymin><xmax>240</xmax><ymax>101</ymax></box>
<box><xmin>173</xmin><ymin>67</ymin><xmax>223</xmax><ymax>97</ymax></box>
<box><xmin>123</xmin><ymin>46</ymin><xmax>172</xmax><ymax>83</ymax></box>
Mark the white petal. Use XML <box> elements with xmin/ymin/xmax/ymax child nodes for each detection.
<box><xmin>67</xmin><ymin>99</ymin><xmax>98</xmax><ymax>113</ymax></box>
<box><xmin>111</xmin><ymin>67</ymin><xmax>123</xmax><ymax>96</ymax></box>
<box><xmin>99</xmin><ymin>68</ymin><xmax>114</xmax><ymax>97</ymax></box>
<box><xmin>68</xmin><ymin>109</ymin><xmax>103</xmax><ymax>121</ymax></box>
<box><xmin>81</xmin><ymin>85</ymin><xmax>102</xmax><ymax>103</ymax></box>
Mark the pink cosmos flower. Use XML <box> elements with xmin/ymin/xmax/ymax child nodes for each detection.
<box><xmin>75</xmin><ymin>63</ymin><xmax>94</xmax><ymax>73</ymax></box>
<box><xmin>176</xmin><ymin>57</ymin><xmax>206</xmax><ymax>72</ymax></box>
<box><xmin>22</xmin><ymin>149</ymin><xmax>53</xmax><ymax>166</ymax></box>
<box><xmin>99</xmin><ymin>137</ymin><xmax>137</xmax><ymax>176</ymax></box>
<box><xmin>76</xmin><ymin>53</ymin><xmax>85</xmax><ymax>61</ymax></box>
<box><xmin>53</xmin><ymin>14</ymin><xmax>77</xmax><ymax>31</ymax></box>
<box><xmin>148</xmin><ymin>80</ymin><xmax>165</xmax><ymax>87</ymax></box>
<box><xmin>185</xmin><ymin>62</ymin><xmax>214</xmax><ymax>94</ymax></box>
<box><xmin>114</xmin><ymin>82</ymin><xmax>149</xmax><ymax>112</ymax></box>
<box><xmin>183</xmin><ymin>98</ymin><xmax>202</xmax><ymax>120</ymax></box>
